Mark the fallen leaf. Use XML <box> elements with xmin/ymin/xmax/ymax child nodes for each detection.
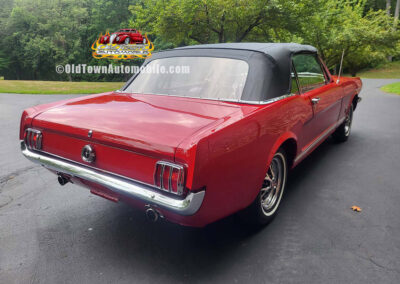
<box><xmin>351</xmin><ymin>205</ymin><xmax>362</xmax><ymax>212</ymax></box>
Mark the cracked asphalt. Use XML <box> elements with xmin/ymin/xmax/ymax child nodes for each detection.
<box><xmin>1</xmin><ymin>79</ymin><xmax>400</xmax><ymax>284</ymax></box>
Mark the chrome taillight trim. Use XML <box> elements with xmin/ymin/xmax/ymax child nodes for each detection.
<box><xmin>24</xmin><ymin>128</ymin><xmax>42</xmax><ymax>150</ymax></box>
<box><xmin>154</xmin><ymin>161</ymin><xmax>185</xmax><ymax>196</ymax></box>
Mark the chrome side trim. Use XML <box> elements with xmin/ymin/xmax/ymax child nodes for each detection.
<box><xmin>294</xmin><ymin>119</ymin><xmax>344</xmax><ymax>163</ymax></box>
<box><xmin>118</xmin><ymin>91</ymin><xmax>296</xmax><ymax>105</ymax></box>
<box><xmin>20</xmin><ymin>142</ymin><xmax>205</xmax><ymax>216</ymax></box>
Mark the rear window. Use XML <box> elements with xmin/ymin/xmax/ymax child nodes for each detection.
<box><xmin>124</xmin><ymin>57</ymin><xmax>249</xmax><ymax>101</ymax></box>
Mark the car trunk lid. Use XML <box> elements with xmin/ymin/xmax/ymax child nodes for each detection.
<box><xmin>32</xmin><ymin>92</ymin><xmax>242</xmax><ymax>159</ymax></box>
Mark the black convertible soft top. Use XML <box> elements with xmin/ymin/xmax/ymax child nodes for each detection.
<box><xmin>128</xmin><ymin>43</ymin><xmax>318</xmax><ymax>102</ymax></box>
<box><xmin>176</xmin><ymin>42</ymin><xmax>317</xmax><ymax>57</ymax></box>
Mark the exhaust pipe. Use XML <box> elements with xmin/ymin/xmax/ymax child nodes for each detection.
<box><xmin>145</xmin><ymin>207</ymin><xmax>159</xmax><ymax>222</ymax></box>
<box><xmin>145</xmin><ymin>205</ymin><xmax>163</xmax><ymax>222</ymax></box>
<box><xmin>57</xmin><ymin>174</ymin><xmax>69</xmax><ymax>186</ymax></box>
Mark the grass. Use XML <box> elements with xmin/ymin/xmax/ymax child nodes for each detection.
<box><xmin>0</xmin><ymin>80</ymin><xmax>124</xmax><ymax>94</ymax></box>
<box><xmin>357</xmin><ymin>61</ymin><xmax>400</xmax><ymax>79</ymax></box>
<box><xmin>2</xmin><ymin>61</ymin><xmax>400</xmax><ymax>94</ymax></box>
<box><xmin>381</xmin><ymin>82</ymin><xmax>400</xmax><ymax>95</ymax></box>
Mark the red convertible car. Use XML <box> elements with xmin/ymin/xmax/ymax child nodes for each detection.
<box><xmin>20</xmin><ymin>43</ymin><xmax>362</xmax><ymax>227</ymax></box>
<box><xmin>99</xmin><ymin>28</ymin><xmax>146</xmax><ymax>45</ymax></box>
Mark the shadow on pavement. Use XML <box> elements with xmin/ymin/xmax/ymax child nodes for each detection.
<box><xmin>68</xmin><ymin>136</ymin><xmax>339</xmax><ymax>280</ymax></box>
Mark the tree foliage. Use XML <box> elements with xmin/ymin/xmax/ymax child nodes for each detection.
<box><xmin>131</xmin><ymin>0</ymin><xmax>399</xmax><ymax>76</ymax></box>
<box><xmin>299</xmin><ymin>0</ymin><xmax>399</xmax><ymax>75</ymax></box>
<box><xmin>0</xmin><ymin>0</ymin><xmax>399</xmax><ymax>79</ymax></box>
<box><xmin>130</xmin><ymin>0</ymin><xmax>312</xmax><ymax>45</ymax></box>
<box><xmin>0</xmin><ymin>0</ymin><xmax>138</xmax><ymax>81</ymax></box>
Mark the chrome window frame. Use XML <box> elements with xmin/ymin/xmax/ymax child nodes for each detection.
<box><xmin>117</xmin><ymin>90</ymin><xmax>296</xmax><ymax>105</ymax></box>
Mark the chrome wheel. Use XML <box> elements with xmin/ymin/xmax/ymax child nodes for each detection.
<box><xmin>260</xmin><ymin>152</ymin><xmax>287</xmax><ymax>216</ymax></box>
<box><xmin>344</xmin><ymin>105</ymin><xmax>353</xmax><ymax>136</ymax></box>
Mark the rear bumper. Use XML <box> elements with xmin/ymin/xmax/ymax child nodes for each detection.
<box><xmin>20</xmin><ymin>141</ymin><xmax>205</xmax><ymax>216</ymax></box>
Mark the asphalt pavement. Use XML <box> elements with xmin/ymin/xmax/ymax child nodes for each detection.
<box><xmin>0</xmin><ymin>79</ymin><xmax>399</xmax><ymax>284</ymax></box>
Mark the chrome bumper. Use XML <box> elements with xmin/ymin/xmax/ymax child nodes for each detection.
<box><xmin>20</xmin><ymin>141</ymin><xmax>205</xmax><ymax>216</ymax></box>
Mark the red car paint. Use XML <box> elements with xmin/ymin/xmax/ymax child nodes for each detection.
<box><xmin>100</xmin><ymin>29</ymin><xmax>145</xmax><ymax>44</ymax></box>
<box><xmin>19</xmin><ymin>61</ymin><xmax>362</xmax><ymax>228</ymax></box>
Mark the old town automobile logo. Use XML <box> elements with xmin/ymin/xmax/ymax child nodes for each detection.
<box><xmin>81</xmin><ymin>145</ymin><xmax>96</xmax><ymax>163</ymax></box>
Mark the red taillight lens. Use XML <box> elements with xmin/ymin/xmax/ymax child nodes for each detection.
<box><xmin>170</xmin><ymin>168</ymin><xmax>179</xmax><ymax>193</ymax></box>
<box><xmin>154</xmin><ymin>165</ymin><xmax>162</xmax><ymax>187</ymax></box>
<box><xmin>154</xmin><ymin>162</ymin><xmax>185</xmax><ymax>196</ymax></box>
<box><xmin>162</xmin><ymin>166</ymin><xmax>171</xmax><ymax>191</ymax></box>
<box><xmin>24</xmin><ymin>128</ymin><xmax>42</xmax><ymax>150</ymax></box>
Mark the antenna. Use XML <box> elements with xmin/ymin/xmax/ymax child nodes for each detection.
<box><xmin>336</xmin><ymin>49</ymin><xmax>345</xmax><ymax>84</ymax></box>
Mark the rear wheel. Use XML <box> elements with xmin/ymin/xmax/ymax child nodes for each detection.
<box><xmin>124</xmin><ymin>37</ymin><xmax>130</xmax><ymax>44</ymax></box>
<box><xmin>240</xmin><ymin>148</ymin><xmax>287</xmax><ymax>226</ymax></box>
<box><xmin>333</xmin><ymin>104</ymin><xmax>353</xmax><ymax>143</ymax></box>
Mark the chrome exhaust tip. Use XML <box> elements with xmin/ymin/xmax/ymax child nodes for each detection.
<box><xmin>145</xmin><ymin>207</ymin><xmax>159</xmax><ymax>222</ymax></box>
<box><xmin>57</xmin><ymin>174</ymin><xmax>69</xmax><ymax>186</ymax></box>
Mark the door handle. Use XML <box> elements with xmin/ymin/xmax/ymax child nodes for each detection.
<box><xmin>311</xmin><ymin>97</ymin><xmax>320</xmax><ymax>105</ymax></box>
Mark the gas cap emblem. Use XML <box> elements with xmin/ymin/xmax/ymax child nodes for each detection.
<box><xmin>81</xmin><ymin>145</ymin><xmax>95</xmax><ymax>163</ymax></box>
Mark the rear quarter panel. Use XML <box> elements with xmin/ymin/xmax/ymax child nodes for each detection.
<box><xmin>335</xmin><ymin>76</ymin><xmax>362</xmax><ymax>119</ymax></box>
<box><xmin>174</xmin><ymin>95</ymin><xmax>313</xmax><ymax>226</ymax></box>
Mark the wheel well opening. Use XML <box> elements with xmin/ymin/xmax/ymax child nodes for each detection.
<box><xmin>280</xmin><ymin>139</ymin><xmax>297</xmax><ymax>169</ymax></box>
<box><xmin>352</xmin><ymin>94</ymin><xmax>359</xmax><ymax>111</ymax></box>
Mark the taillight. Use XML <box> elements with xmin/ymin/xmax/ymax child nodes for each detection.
<box><xmin>162</xmin><ymin>166</ymin><xmax>171</xmax><ymax>191</ymax></box>
<box><xmin>154</xmin><ymin>162</ymin><xmax>185</xmax><ymax>196</ymax></box>
<box><xmin>24</xmin><ymin>128</ymin><xmax>42</xmax><ymax>150</ymax></box>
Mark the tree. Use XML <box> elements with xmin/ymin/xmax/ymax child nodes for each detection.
<box><xmin>129</xmin><ymin>0</ymin><xmax>312</xmax><ymax>46</ymax></box>
<box><xmin>0</xmin><ymin>0</ymin><xmax>138</xmax><ymax>80</ymax></box>
<box><xmin>298</xmin><ymin>0</ymin><xmax>399</xmax><ymax>76</ymax></box>
<box><xmin>387</xmin><ymin>0</ymin><xmax>391</xmax><ymax>15</ymax></box>
<box><xmin>0</xmin><ymin>0</ymin><xmax>399</xmax><ymax>80</ymax></box>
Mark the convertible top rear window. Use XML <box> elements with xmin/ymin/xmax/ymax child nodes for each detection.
<box><xmin>124</xmin><ymin>57</ymin><xmax>249</xmax><ymax>101</ymax></box>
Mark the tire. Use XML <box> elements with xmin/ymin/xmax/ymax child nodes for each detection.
<box><xmin>240</xmin><ymin>148</ymin><xmax>288</xmax><ymax>226</ymax></box>
<box><xmin>332</xmin><ymin>104</ymin><xmax>353</xmax><ymax>143</ymax></box>
<box><xmin>124</xmin><ymin>37</ymin><xmax>130</xmax><ymax>44</ymax></box>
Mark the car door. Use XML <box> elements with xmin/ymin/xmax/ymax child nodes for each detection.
<box><xmin>292</xmin><ymin>53</ymin><xmax>343</xmax><ymax>150</ymax></box>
